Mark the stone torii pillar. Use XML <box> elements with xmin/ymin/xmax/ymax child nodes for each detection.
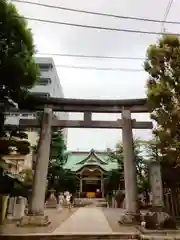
<box><xmin>20</xmin><ymin>108</ymin><xmax>52</xmax><ymax>226</ymax></box>
<box><xmin>120</xmin><ymin>109</ymin><xmax>139</xmax><ymax>223</ymax></box>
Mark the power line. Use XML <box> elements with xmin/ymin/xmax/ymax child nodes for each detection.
<box><xmin>17</xmin><ymin>16</ymin><xmax>180</xmax><ymax>36</ymax></box>
<box><xmin>55</xmin><ymin>65</ymin><xmax>144</xmax><ymax>72</ymax></box>
<box><xmin>37</xmin><ymin>52</ymin><xmax>145</xmax><ymax>60</ymax></box>
<box><xmin>12</xmin><ymin>0</ymin><xmax>180</xmax><ymax>25</ymax></box>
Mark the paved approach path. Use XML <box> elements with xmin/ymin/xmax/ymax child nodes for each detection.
<box><xmin>53</xmin><ymin>207</ymin><xmax>113</xmax><ymax>234</ymax></box>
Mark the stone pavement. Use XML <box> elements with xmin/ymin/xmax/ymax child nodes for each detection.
<box><xmin>2</xmin><ymin>207</ymin><xmax>180</xmax><ymax>239</ymax></box>
<box><xmin>0</xmin><ymin>208</ymin><xmax>77</xmax><ymax>234</ymax></box>
<box><xmin>53</xmin><ymin>207</ymin><xmax>113</xmax><ymax>234</ymax></box>
<box><xmin>103</xmin><ymin>208</ymin><xmax>139</xmax><ymax>234</ymax></box>
<box><xmin>52</xmin><ymin>207</ymin><xmax>180</xmax><ymax>239</ymax></box>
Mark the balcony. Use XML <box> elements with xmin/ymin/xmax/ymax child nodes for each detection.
<box><xmin>39</xmin><ymin>63</ymin><xmax>53</xmax><ymax>71</ymax></box>
<box><xmin>37</xmin><ymin>78</ymin><xmax>52</xmax><ymax>86</ymax></box>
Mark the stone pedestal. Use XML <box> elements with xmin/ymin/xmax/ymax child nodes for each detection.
<box><xmin>18</xmin><ymin>215</ymin><xmax>50</xmax><ymax>227</ymax></box>
<box><xmin>119</xmin><ymin>110</ymin><xmax>139</xmax><ymax>224</ymax></box>
<box><xmin>20</xmin><ymin>108</ymin><xmax>52</xmax><ymax>226</ymax></box>
<box><xmin>45</xmin><ymin>190</ymin><xmax>57</xmax><ymax>208</ymax></box>
<box><xmin>13</xmin><ymin>197</ymin><xmax>26</xmax><ymax>220</ymax></box>
<box><xmin>6</xmin><ymin>197</ymin><xmax>15</xmax><ymax>219</ymax></box>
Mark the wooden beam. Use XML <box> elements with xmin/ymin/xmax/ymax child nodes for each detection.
<box><xmin>17</xmin><ymin>119</ymin><xmax>153</xmax><ymax>129</ymax></box>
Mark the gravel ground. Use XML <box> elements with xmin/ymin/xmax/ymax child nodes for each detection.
<box><xmin>0</xmin><ymin>207</ymin><xmax>78</xmax><ymax>235</ymax></box>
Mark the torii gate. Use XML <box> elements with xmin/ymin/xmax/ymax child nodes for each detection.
<box><xmin>7</xmin><ymin>97</ymin><xmax>153</xmax><ymax>225</ymax></box>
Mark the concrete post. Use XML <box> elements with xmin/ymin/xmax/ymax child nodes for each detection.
<box><xmin>120</xmin><ymin>109</ymin><xmax>139</xmax><ymax>223</ymax></box>
<box><xmin>29</xmin><ymin>108</ymin><xmax>52</xmax><ymax>215</ymax></box>
<box><xmin>149</xmin><ymin>161</ymin><xmax>164</xmax><ymax>208</ymax></box>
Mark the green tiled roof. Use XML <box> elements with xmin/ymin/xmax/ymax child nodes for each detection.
<box><xmin>63</xmin><ymin>149</ymin><xmax>118</xmax><ymax>172</ymax></box>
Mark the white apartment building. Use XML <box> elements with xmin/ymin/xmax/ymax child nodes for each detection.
<box><xmin>31</xmin><ymin>57</ymin><xmax>67</xmax><ymax>121</ymax></box>
<box><xmin>4</xmin><ymin>57</ymin><xmax>68</xmax><ymax>171</ymax></box>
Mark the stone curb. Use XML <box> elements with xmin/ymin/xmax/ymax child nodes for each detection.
<box><xmin>0</xmin><ymin>233</ymin><xmax>139</xmax><ymax>239</ymax></box>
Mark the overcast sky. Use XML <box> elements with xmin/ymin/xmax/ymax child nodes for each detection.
<box><xmin>13</xmin><ymin>0</ymin><xmax>180</xmax><ymax>151</ymax></box>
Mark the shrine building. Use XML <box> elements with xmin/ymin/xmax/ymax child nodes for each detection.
<box><xmin>63</xmin><ymin>149</ymin><xmax>118</xmax><ymax>198</ymax></box>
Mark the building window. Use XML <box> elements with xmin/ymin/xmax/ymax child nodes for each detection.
<box><xmin>31</xmin><ymin>92</ymin><xmax>50</xmax><ymax>98</ymax></box>
<box><xmin>26</xmin><ymin>127</ymin><xmax>36</xmax><ymax>132</ymax></box>
<box><xmin>22</xmin><ymin>113</ymin><xmax>30</xmax><ymax>117</ymax></box>
<box><xmin>39</xmin><ymin>63</ymin><xmax>53</xmax><ymax>71</ymax></box>
<box><xmin>6</xmin><ymin>113</ymin><xmax>19</xmax><ymax>117</ymax></box>
<box><xmin>37</xmin><ymin>78</ymin><xmax>51</xmax><ymax>86</ymax></box>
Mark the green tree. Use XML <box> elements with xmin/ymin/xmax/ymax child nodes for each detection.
<box><xmin>0</xmin><ymin>129</ymin><xmax>31</xmax><ymax>224</ymax></box>
<box><xmin>46</xmin><ymin>130</ymin><xmax>77</xmax><ymax>195</ymax></box>
<box><xmin>33</xmin><ymin>127</ymin><xmax>77</xmax><ymax>197</ymax></box>
<box><xmin>104</xmin><ymin>169</ymin><xmax>122</xmax><ymax>194</ymax></box>
<box><xmin>13</xmin><ymin>168</ymin><xmax>34</xmax><ymax>199</ymax></box>
<box><xmin>20</xmin><ymin>168</ymin><xmax>33</xmax><ymax>187</ymax></box>
<box><xmin>47</xmin><ymin>130</ymin><xmax>67</xmax><ymax>190</ymax></box>
<box><xmin>105</xmin><ymin>143</ymin><xmax>124</xmax><ymax>193</ymax></box>
<box><xmin>134</xmin><ymin>140</ymin><xmax>150</xmax><ymax>201</ymax></box>
<box><xmin>0</xmin><ymin>0</ymin><xmax>39</xmax><ymax>164</ymax></box>
<box><xmin>140</xmin><ymin>138</ymin><xmax>159</xmax><ymax>161</ymax></box>
<box><xmin>144</xmin><ymin>35</ymin><xmax>180</xmax><ymax>164</ymax></box>
<box><xmin>50</xmin><ymin>131</ymin><xmax>68</xmax><ymax>166</ymax></box>
<box><xmin>0</xmin><ymin>0</ymin><xmax>39</xmax><ymax>222</ymax></box>
<box><xmin>0</xmin><ymin>0</ymin><xmax>39</xmax><ymax>107</ymax></box>
<box><xmin>0</xmin><ymin>130</ymin><xmax>31</xmax><ymax>158</ymax></box>
<box><xmin>107</xmin><ymin>140</ymin><xmax>150</xmax><ymax>199</ymax></box>
<box><xmin>107</xmin><ymin>142</ymin><xmax>124</xmax><ymax>169</ymax></box>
